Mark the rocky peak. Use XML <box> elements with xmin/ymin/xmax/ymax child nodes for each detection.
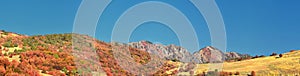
<box><xmin>128</xmin><ymin>41</ymin><xmax>192</xmax><ymax>62</ymax></box>
<box><xmin>192</xmin><ymin>46</ymin><xmax>225</xmax><ymax>63</ymax></box>
<box><xmin>128</xmin><ymin>41</ymin><xmax>249</xmax><ymax>64</ymax></box>
<box><xmin>225</xmin><ymin>52</ymin><xmax>241</xmax><ymax>59</ymax></box>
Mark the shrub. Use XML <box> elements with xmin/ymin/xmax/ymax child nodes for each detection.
<box><xmin>41</xmin><ymin>70</ymin><xmax>47</xmax><ymax>73</ymax></box>
<box><xmin>252</xmin><ymin>55</ymin><xmax>259</xmax><ymax>59</ymax></box>
<box><xmin>202</xmin><ymin>71</ymin><xmax>206</xmax><ymax>75</ymax></box>
<box><xmin>279</xmin><ymin>54</ymin><xmax>283</xmax><ymax>58</ymax></box>
<box><xmin>62</xmin><ymin>67</ymin><xmax>68</xmax><ymax>73</ymax></box>
<box><xmin>251</xmin><ymin>71</ymin><xmax>256</xmax><ymax>76</ymax></box>
<box><xmin>237</xmin><ymin>58</ymin><xmax>242</xmax><ymax>61</ymax></box>
<box><xmin>171</xmin><ymin>59</ymin><xmax>180</xmax><ymax>62</ymax></box>
<box><xmin>53</xmin><ymin>54</ymin><xmax>59</xmax><ymax>59</ymax></box>
<box><xmin>270</xmin><ymin>52</ymin><xmax>277</xmax><ymax>56</ymax></box>
<box><xmin>229</xmin><ymin>72</ymin><xmax>233</xmax><ymax>75</ymax></box>
<box><xmin>234</xmin><ymin>72</ymin><xmax>240</xmax><ymax>75</ymax></box>
<box><xmin>2</xmin><ymin>41</ymin><xmax>12</xmax><ymax>47</ymax></box>
<box><xmin>9</xmin><ymin>54</ymin><xmax>13</xmax><ymax>58</ymax></box>
<box><xmin>258</xmin><ymin>55</ymin><xmax>265</xmax><ymax>57</ymax></box>
<box><xmin>3</xmin><ymin>32</ymin><xmax>8</xmax><ymax>35</ymax></box>
<box><xmin>290</xmin><ymin>50</ymin><xmax>296</xmax><ymax>52</ymax></box>
<box><xmin>13</xmin><ymin>43</ymin><xmax>18</xmax><ymax>47</ymax></box>
<box><xmin>53</xmin><ymin>65</ymin><xmax>63</xmax><ymax>70</ymax></box>
<box><xmin>15</xmin><ymin>49</ymin><xmax>25</xmax><ymax>54</ymax></box>
<box><xmin>0</xmin><ymin>66</ymin><xmax>6</xmax><ymax>74</ymax></box>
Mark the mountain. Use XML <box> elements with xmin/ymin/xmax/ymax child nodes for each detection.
<box><xmin>128</xmin><ymin>40</ymin><xmax>192</xmax><ymax>62</ymax></box>
<box><xmin>225</xmin><ymin>52</ymin><xmax>252</xmax><ymax>61</ymax></box>
<box><xmin>0</xmin><ymin>31</ymin><xmax>155</xmax><ymax>76</ymax></box>
<box><xmin>192</xmin><ymin>46</ymin><xmax>225</xmax><ymax>63</ymax></box>
<box><xmin>0</xmin><ymin>30</ymin><xmax>258</xmax><ymax>76</ymax></box>
<box><xmin>128</xmin><ymin>41</ymin><xmax>250</xmax><ymax>64</ymax></box>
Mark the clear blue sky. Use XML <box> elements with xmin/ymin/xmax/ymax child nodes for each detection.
<box><xmin>0</xmin><ymin>0</ymin><xmax>299</xmax><ymax>56</ymax></box>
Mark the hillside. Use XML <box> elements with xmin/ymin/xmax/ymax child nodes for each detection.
<box><xmin>193</xmin><ymin>50</ymin><xmax>300</xmax><ymax>76</ymax></box>
<box><xmin>0</xmin><ymin>30</ymin><xmax>299</xmax><ymax>76</ymax></box>
<box><xmin>0</xmin><ymin>30</ymin><xmax>153</xmax><ymax>76</ymax></box>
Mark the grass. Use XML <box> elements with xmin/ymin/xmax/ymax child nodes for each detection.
<box><xmin>194</xmin><ymin>50</ymin><xmax>300</xmax><ymax>75</ymax></box>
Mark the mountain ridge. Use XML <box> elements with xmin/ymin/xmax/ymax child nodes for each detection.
<box><xmin>0</xmin><ymin>30</ymin><xmax>256</xmax><ymax>75</ymax></box>
<box><xmin>128</xmin><ymin>40</ymin><xmax>251</xmax><ymax>63</ymax></box>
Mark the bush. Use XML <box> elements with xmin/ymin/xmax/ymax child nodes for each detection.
<box><xmin>62</xmin><ymin>67</ymin><xmax>68</xmax><ymax>73</ymax></box>
<box><xmin>2</xmin><ymin>41</ymin><xmax>12</xmax><ymax>47</ymax></box>
<box><xmin>290</xmin><ymin>50</ymin><xmax>296</xmax><ymax>52</ymax></box>
<box><xmin>15</xmin><ymin>49</ymin><xmax>25</xmax><ymax>54</ymax></box>
<box><xmin>9</xmin><ymin>55</ymin><xmax>13</xmax><ymax>58</ymax></box>
<box><xmin>270</xmin><ymin>52</ymin><xmax>277</xmax><ymax>56</ymax></box>
<box><xmin>234</xmin><ymin>72</ymin><xmax>240</xmax><ymax>75</ymax></box>
<box><xmin>258</xmin><ymin>55</ymin><xmax>265</xmax><ymax>57</ymax></box>
<box><xmin>252</xmin><ymin>55</ymin><xmax>259</xmax><ymax>59</ymax></box>
<box><xmin>41</xmin><ymin>70</ymin><xmax>47</xmax><ymax>73</ymax></box>
<box><xmin>0</xmin><ymin>66</ymin><xmax>6</xmax><ymax>74</ymax></box>
<box><xmin>13</xmin><ymin>43</ymin><xmax>18</xmax><ymax>47</ymax></box>
<box><xmin>237</xmin><ymin>58</ymin><xmax>243</xmax><ymax>61</ymax></box>
<box><xmin>3</xmin><ymin>32</ymin><xmax>8</xmax><ymax>35</ymax></box>
<box><xmin>171</xmin><ymin>59</ymin><xmax>180</xmax><ymax>62</ymax></box>
<box><xmin>229</xmin><ymin>72</ymin><xmax>233</xmax><ymax>75</ymax></box>
<box><xmin>279</xmin><ymin>54</ymin><xmax>283</xmax><ymax>58</ymax></box>
<box><xmin>53</xmin><ymin>54</ymin><xmax>59</xmax><ymax>59</ymax></box>
<box><xmin>251</xmin><ymin>71</ymin><xmax>256</xmax><ymax>76</ymax></box>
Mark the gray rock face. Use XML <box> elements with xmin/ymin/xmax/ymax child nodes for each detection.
<box><xmin>225</xmin><ymin>52</ymin><xmax>242</xmax><ymax>60</ymax></box>
<box><xmin>126</xmin><ymin>40</ymin><xmax>249</xmax><ymax>64</ymax></box>
<box><xmin>128</xmin><ymin>41</ymin><xmax>192</xmax><ymax>62</ymax></box>
<box><xmin>192</xmin><ymin>46</ymin><xmax>225</xmax><ymax>63</ymax></box>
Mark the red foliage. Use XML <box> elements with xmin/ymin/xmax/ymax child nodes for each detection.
<box><xmin>229</xmin><ymin>72</ymin><xmax>233</xmax><ymax>75</ymax></box>
<box><xmin>251</xmin><ymin>71</ymin><xmax>256</xmax><ymax>76</ymax></box>
<box><xmin>48</xmin><ymin>70</ymin><xmax>64</xmax><ymax>76</ymax></box>
<box><xmin>172</xmin><ymin>70</ymin><xmax>178</xmax><ymax>75</ymax></box>
<box><xmin>5</xmin><ymin>73</ymin><xmax>20</xmax><ymax>76</ymax></box>
<box><xmin>0</xmin><ymin>66</ymin><xmax>6</xmax><ymax>74</ymax></box>
<box><xmin>10</xmin><ymin>60</ymin><xmax>19</xmax><ymax>67</ymax></box>
<box><xmin>0</xmin><ymin>58</ymin><xmax>10</xmax><ymax>66</ymax></box>
<box><xmin>106</xmin><ymin>71</ymin><xmax>113</xmax><ymax>76</ymax></box>
<box><xmin>66</xmin><ymin>66</ymin><xmax>74</xmax><ymax>71</ymax></box>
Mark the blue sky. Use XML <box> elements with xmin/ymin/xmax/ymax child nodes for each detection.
<box><xmin>0</xmin><ymin>0</ymin><xmax>299</xmax><ymax>55</ymax></box>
